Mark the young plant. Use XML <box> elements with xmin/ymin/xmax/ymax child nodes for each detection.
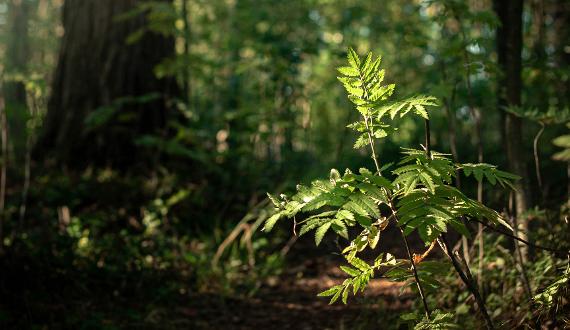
<box><xmin>264</xmin><ymin>48</ymin><xmax>519</xmax><ymax>328</ymax></box>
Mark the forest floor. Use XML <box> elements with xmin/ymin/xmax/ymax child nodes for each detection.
<box><xmin>0</xmin><ymin>228</ymin><xmax>419</xmax><ymax>329</ymax></box>
<box><xmin>188</xmin><ymin>228</ymin><xmax>420</xmax><ymax>330</ymax></box>
<box><xmin>188</xmin><ymin>255</ymin><xmax>411</xmax><ymax>329</ymax></box>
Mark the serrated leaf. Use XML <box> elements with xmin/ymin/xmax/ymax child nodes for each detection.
<box><xmin>340</xmin><ymin>265</ymin><xmax>361</xmax><ymax>277</ymax></box>
<box><xmin>337</xmin><ymin>209</ymin><xmax>355</xmax><ymax>221</ymax></box>
<box><xmin>337</xmin><ymin>66</ymin><xmax>359</xmax><ymax>76</ymax></box>
<box><xmin>332</xmin><ymin>219</ymin><xmax>349</xmax><ymax>239</ymax></box>
<box><xmin>263</xmin><ymin>212</ymin><xmax>282</xmax><ymax>232</ymax></box>
<box><xmin>318</xmin><ymin>285</ymin><xmax>342</xmax><ymax>297</ymax></box>
<box><xmin>315</xmin><ymin>222</ymin><xmax>332</xmax><ymax>246</ymax></box>
<box><xmin>348</xmin><ymin>256</ymin><xmax>370</xmax><ymax>271</ymax></box>
<box><xmin>347</xmin><ymin>47</ymin><xmax>361</xmax><ymax>69</ymax></box>
<box><xmin>330</xmin><ymin>168</ymin><xmax>341</xmax><ymax>185</ymax></box>
<box><xmin>368</xmin><ymin>225</ymin><xmax>380</xmax><ymax>249</ymax></box>
<box><xmin>341</xmin><ymin>286</ymin><xmax>349</xmax><ymax>304</ymax></box>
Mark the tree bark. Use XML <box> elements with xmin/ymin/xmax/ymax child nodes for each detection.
<box><xmin>554</xmin><ymin>0</ymin><xmax>570</xmax><ymax>105</ymax></box>
<box><xmin>5</xmin><ymin>0</ymin><xmax>31</xmax><ymax>165</ymax></box>
<box><xmin>494</xmin><ymin>0</ymin><xmax>530</xmax><ymax>261</ymax></box>
<box><xmin>39</xmin><ymin>0</ymin><xmax>179</xmax><ymax>169</ymax></box>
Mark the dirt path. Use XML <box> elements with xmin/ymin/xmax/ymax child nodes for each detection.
<box><xmin>187</xmin><ymin>248</ymin><xmax>413</xmax><ymax>329</ymax></box>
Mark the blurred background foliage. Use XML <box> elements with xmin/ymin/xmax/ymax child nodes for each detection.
<box><xmin>0</xmin><ymin>0</ymin><xmax>568</xmax><ymax>328</ymax></box>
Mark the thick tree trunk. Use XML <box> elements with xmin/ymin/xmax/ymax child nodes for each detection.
<box><xmin>39</xmin><ymin>0</ymin><xmax>178</xmax><ymax>169</ymax></box>
<box><xmin>494</xmin><ymin>0</ymin><xmax>530</xmax><ymax>260</ymax></box>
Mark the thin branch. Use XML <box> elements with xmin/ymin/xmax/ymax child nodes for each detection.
<box><xmin>471</xmin><ymin>217</ymin><xmax>569</xmax><ymax>257</ymax></box>
<box><xmin>424</xmin><ymin>119</ymin><xmax>431</xmax><ymax>157</ymax></box>
<box><xmin>533</xmin><ymin>122</ymin><xmax>545</xmax><ymax>201</ymax></box>
<box><xmin>440</xmin><ymin>235</ymin><xmax>494</xmax><ymax>329</ymax></box>
<box><xmin>400</xmin><ymin>226</ymin><xmax>431</xmax><ymax>319</ymax></box>
<box><xmin>364</xmin><ymin>115</ymin><xmax>382</xmax><ymax>175</ymax></box>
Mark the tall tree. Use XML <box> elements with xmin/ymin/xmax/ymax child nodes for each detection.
<box><xmin>39</xmin><ymin>0</ymin><xmax>179</xmax><ymax>169</ymax></box>
<box><xmin>494</xmin><ymin>0</ymin><xmax>530</xmax><ymax>259</ymax></box>
<box><xmin>5</xmin><ymin>0</ymin><xmax>31</xmax><ymax>164</ymax></box>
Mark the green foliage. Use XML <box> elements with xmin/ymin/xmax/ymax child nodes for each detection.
<box><xmin>533</xmin><ymin>264</ymin><xmax>570</xmax><ymax>311</ymax></box>
<box><xmin>507</xmin><ymin>106</ymin><xmax>570</xmax><ymax>125</ymax></box>
<box><xmin>459</xmin><ymin>163</ymin><xmax>520</xmax><ymax>189</ymax></box>
<box><xmin>265</xmin><ymin>48</ymin><xmax>518</xmax><ymax>327</ymax></box>
<box><xmin>318</xmin><ymin>253</ymin><xmax>398</xmax><ymax>304</ymax></box>
<box><xmin>401</xmin><ymin>309</ymin><xmax>460</xmax><ymax>329</ymax></box>
<box><xmin>553</xmin><ymin>123</ymin><xmax>570</xmax><ymax>162</ymax></box>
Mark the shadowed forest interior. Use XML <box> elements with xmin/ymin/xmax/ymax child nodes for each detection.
<box><xmin>0</xmin><ymin>0</ymin><xmax>569</xmax><ymax>329</ymax></box>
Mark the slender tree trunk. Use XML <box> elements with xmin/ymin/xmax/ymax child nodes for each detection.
<box><xmin>182</xmin><ymin>0</ymin><xmax>191</xmax><ymax>104</ymax></box>
<box><xmin>554</xmin><ymin>0</ymin><xmax>570</xmax><ymax>105</ymax></box>
<box><xmin>0</xmin><ymin>79</ymin><xmax>7</xmax><ymax>254</ymax></box>
<box><xmin>553</xmin><ymin>0</ymin><xmax>570</xmax><ymax>198</ymax></box>
<box><xmin>494</xmin><ymin>0</ymin><xmax>530</xmax><ymax>261</ymax></box>
<box><xmin>5</xmin><ymin>0</ymin><xmax>31</xmax><ymax>165</ymax></box>
<box><xmin>38</xmin><ymin>0</ymin><xmax>179</xmax><ymax>169</ymax></box>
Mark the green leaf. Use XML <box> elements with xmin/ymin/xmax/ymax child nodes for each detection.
<box><xmin>341</xmin><ymin>286</ymin><xmax>349</xmax><ymax>304</ymax></box>
<box><xmin>337</xmin><ymin>66</ymin><xmax>359</xmax><ymax>77</ymax></box>
<box><xmin>368</xmin><ymin>225</ymin><xmax>380</xmax><ymax>249</ymax></box>
<box><xmin>330</xmin><ymin>168</ymin><xmax>341</xmax><ymax>185</ymax></box>
<box><xmin>348</xmin><ymin>256</ymin><xmax>371</xmax><ymax>272</ymax></box>
<box><xmin>263</xmin><ymin>212</ymin><xmax>282</xmax><ymax>232</ymax></box>
<box><xmin>340</xmin><ymin>265</ymin><xmax>361</xmax><ymax>277</ymax></box>
<box><xmin>318</xmin><ymin>285</ymin><xmax>342</xmax><ymax>297</ymax></box>
<box><xmin>349</xmin><ymin>193</ymin><xmax>380</xmax><ymax>218</ymax></box>
<box><xmin>347</xmin><ymin>47</ymin><xmax>361</xmax><ymax>69</ymax></box>
<box><xmin>332</xmin><ymin>219</ymin><xmax>349</xmax><ymax>239</ymax></box>
<box><xmin>315</xmin><ymin>222</ymin><xmax>332</xmax><ymax>246</ymax></box>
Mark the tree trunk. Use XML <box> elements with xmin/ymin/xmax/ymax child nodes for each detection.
<box><xmin>494</xmin><ymin>0</ymin><xmax>530</xmax><ymax>261</ymax></box>
<box><xmin>5</xmin><ymin>0</ymin><xmax>31</xmax><ymax>165</ymax></box>
<box><xmin>554</xmin><ymin>0</ymin><xmax>570</xmax><ymax>105</ymax></box>
<box><xmin>39</xmin><ymin>0</ymin><xmax>179</xmax><ymax>169</ymax></box>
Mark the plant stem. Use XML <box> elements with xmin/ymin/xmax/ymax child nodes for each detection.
<box><xmin>533</xmin><ymin>122</ymin><xmax>545</xmax><ymax>202</ymax></box>
<box><xmin>401</xmin><ymin>227</ymin><xmax>431</xmax><ymax>319</ymax></box>
<box><xmin>389</xmin><ymin>199</ymin><xmax>431</xmax><ymax>320</ymax></box>
<box><xmin>364</xmin><ymin>113</ymin><xmax>430</xmax><ymax>319</ymax></box>
<box><xmin>424</xmin><ymin>119</ymin><xmax>431</xmax><ymax>156</ymax></box>
<box><xmin>471</xmin><ymin>216</ymin><xmax>569</xmax><ymax>257</ymax></box>
<box><xmin>440</xmin><ymin>235</ymin><xmax>494</xmax><ymax>329</ymax></box>
<box><xmin>363</xmin><ymin>115</ymin><xmax>382</xmax><ymax>175</ymax></box>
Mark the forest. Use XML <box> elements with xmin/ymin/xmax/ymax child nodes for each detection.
<box><xmin>0</xmin><ymin>0</ymin><xmax>569</xmax><ymax>329</ymax></box>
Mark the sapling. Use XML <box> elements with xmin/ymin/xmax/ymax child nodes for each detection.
<box><xmin>264</xmin><ymin>48</ymin><xmax>520</xmax><ymax>328</ymax></box>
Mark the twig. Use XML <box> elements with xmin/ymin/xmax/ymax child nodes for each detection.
<box><xmin>440</xmin><ymin>235</ymin><xmax>494</xmax><ymax>329</ymax></box>
<box><xmin>400</xmin><ymin>226</ymin><xmax>431</xmax><ymax>319</ymax></box>
<box><xmin>280</xmin><ymin>235</ymin><xmax>298</xmax><ymax>257</ymax></box>
<box><xmin>533</xmin><ymin>122</ymin><xmax>545</xmax><ymax>202</ymax></box>
<box><xmin>364</xmin><ymin>115</ymin><xmax>382</xmax><ymax>175</ymax></box>
<box><xmin>212</xmin><ymin>199</ymin><xmax>269</xmax><ymax>267</ymax></box>
<box><xmin>471</xmin><ymin>217</ymin><xmax>569</xmax><ymax>257</ymax></box>
<box><xmin>424</xmin><ymin>119</ymin><xmax>431</xmax><ymax>157</ymax></box>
